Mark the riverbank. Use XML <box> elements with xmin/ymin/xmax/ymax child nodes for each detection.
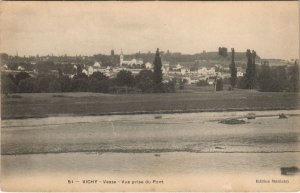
<box><xmin>1</xmin><ymin>90</ymin><xmax>299</xmax><ymax>119</ymax></box>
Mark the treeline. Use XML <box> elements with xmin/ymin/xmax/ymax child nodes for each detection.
<box><xmin>1</xmin><ymin>48</ymin><xmax>173</xmax><ymax>94</ymax></box>
<box><xmin>1</xmin><ymin>69</ymin><xmax>176</xmax><ymax>94</ymax></box>
<box><xmin>237</xmin><ymin>63</ymin><xmax>299</xmax><ymax>92</ymax></box>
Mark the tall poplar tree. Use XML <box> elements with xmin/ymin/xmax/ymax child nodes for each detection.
<box><xmin>229</xmin><ymin>48</ymin><xmax>237</xmax><ymax>88</ymax></box>
<box><xmin>153</xmin><ymin>48</ymin><xmax>163</xmax><ymax>92</ymax></box>
<box><xmin>245</xmin><ymin>49</ymin><xmax>256</xmax><ymax>89</ymax></box>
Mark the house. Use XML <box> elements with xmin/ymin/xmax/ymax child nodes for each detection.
<box><xmin>82</xmin><ymin>69</ymin><xmax>88</xmax><ymax>75</ymax></box>
<box><xmin>94</xmin><ymin>61</ymin><xmax>101</xmax><ymax>68</ymax></box>
<box><xmin>198</xmin><ymin>67</ymin><xmax>216</xmax><ymax>76</ymax></box>
<box><xmin>88</xmin><ymin>66</ymin><xmax>94</xmax><ymax>75</ymax></box>
<box><xmin>207</xmin><ymin>77</ymin><xmax>216</xmax><ymax>85</ymax></box>
<box><xmin>174</xmin><ymin>64</ymin><xmax>182</xmax><ymax>70</ymax></box>
<box><xmin>237</xmin><ymin>71</ymin><xmax>244</xmax><ymax>77</ymax></box>
<box><xmin>145</xmin><ymin>62</ymin><xmax>152</xmax><ymax>69</ymax></box>
<box><xmin>17</xmin><ymin>66</ymin><xmax>25</xmax><ymax>71</ymax></box>
<box><xmin>181</xmin><ymin>68</ymin><xmax>190</xmax><ymax>75</ymax></box>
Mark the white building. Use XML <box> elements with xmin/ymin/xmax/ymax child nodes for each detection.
<box><xmin>174</xmin><ymin>64</ymin><xmax>182</xmax><ymax>70</ymax></box>
<box><xmin>94</xmin><ymin>61</ymin><xmax>101</xmax><ymax>68</ymax></box>
<box><xmin>120</xmin><ymin>51</ymin><xmax>143</xmax><ymax>67</ymax></box>
<box><xmin>181</xmin><ymin>68</ymin><xmax>190</xmax><ymax>75</ymax></box>
<box><xmin>198</xmin><ymin>67</ymin><xmax>216</xmax><ymax>76</ymax></box>
<box><xmin>88</xmin><ymin>66</ymin><xmax>94</xmax><ymax>75</ymax></box>
<box><xmin>82</xmin><ymin>69</ymin><xmax>88</xmax><ymax>75</ymax></box>
<box><xmin>17</xmin><ymin>66</ymin><xmax>25</xmax><ymax>71</ymax></box>
<box><xmin>145</xmin><ymin>62</ymin><xmax>152</xmax><ymax>69</ymax></box>
<box><xmin>237</xmin><ymin>71</ymin><xmax>244</xmax><ymax>77</ymax></box>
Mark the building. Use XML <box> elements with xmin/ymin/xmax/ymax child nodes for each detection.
<box><xmin>197</xmin><ymin>67</ymin><xmax>216</xmax><ymax>76</ymax></box>
<box><xmin>120</xmin><ymin>51</ymin><xmax>143</xmax><ymax>67</ymax></box>
<box><xmin>145</xmin><ymin>62</ymin><xmax>152</xmax><ymax>69</ymax></box>
<box><xmin>17</xmin><ymin>66</ymin><xmax>25</xmax><ymax>71</ymax></box>
<box><xmin>181</xmin><ymin>68</ymin><xmax>190</xmax><ymax>75</ymax></box>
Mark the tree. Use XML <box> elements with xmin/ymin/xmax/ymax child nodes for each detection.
<box><xmin>257</xmin><ymin>64</ymin><xmax>273</xmax><ymax>92</ymax></box>
<box><xmin>153</xmin><ymin>48</ymin><xmax>163</xmax><ymax>92</ymax></box>
<box><xmin>76</xmin><ymin>64</ymin><xmax>83</xmax><ymax>75</ymax></box>
<box><xmin>1</xmin><ymin>73</ymin><xmax>17</xmax><ymax>93</ymax></box>
<box><xmin>218</xmin><ymin>47</ymin><xmax>228</xmax><ymax>57</ymax></box>
<box><xmin>36</xmin><ymin>61</ymin><xmax>56</xmax><ymax>74</ymax></box>
<box><xmin>257</xmin><ymin>64</ymin><xmax>288</xmax><ymax>92</ymax></box>
<box><xmin>87</xmin><ymin>72</ymin><xmax>109</xmax><ymax>93</ymax></box>
<box><xmin>135</xmin><ymin>70</ymin><xmax>153</xmax><ymax>92</ymax></box>
<box><xmin>18</xmin><ymin>78</ymin><xmax>39</xmax><ymax>93</ymax></box>
<box><xmin>229</xmin><ymin>48</ymin><xmax>237</xmax><ymax>88</ymax></box>
<box><xmin>73</xmin><ymin>72</ymin><xmax>88</xmax><ymax>80</ymax></box>
<box><xmin>196</xmin><ymin>79</ymin><xmax>209</xmax><ymax>86</ymax></box>
<box><xmin>244</xmin><ymin>49</ymin><xmax>256</xmax><ymax>89</ymax></box>
<box><xmin>179</xmin><ymin>79</ymin><xmax>187</xmax><ymax>90</ymax></box>
<box><xmin>116</xmin><ymin>70</ymin><xmax>134</xmax><ymax>87</ymax></box>
<box><xmin>274</xmin><ymin>66</ymin><xmax>288</xmax><ymax>91</ymax></box>
<box><xmin>15</xmin><ymin>72</ymin><xmax>31</xmax><ymax>85</ymax></box>
<box><xmin>287</xmin><ymin>62</ymin><xmax>299</xmax><ymax>92</ymax></box>
<box><xmin>37</xmin><ymin>74</ymin><xmax>56</xmax><ymax>92</ymax></box>
<box><xmin>71</xmin><ymin>78</ymin><xmax>89</xmax><ymax>92</ymax></box>
<box><xmin>216</xmin><ymin>78</ymin><xmax>224</xmax><ymax>91</ymax></box>
<box><xmin>59</xmin><ymin>75</ymin><xmax>72</xmax><ymax>92</ymax></box>
<box><xmin>88</xmin><ymin>79</ymin><xmax>110</xmax><ymax>93</ymax></box>
<box><xmin>49</xmin><ymin>78</ymin><xmax>62</xmax><ymax>92</ymax></box>
<box><xmin>163</xmin><ymin>80</ymin><xmax>176</xmax><ymax>93</ymax></box>
<box><xmin>89</xmin><ymin>72</ymin><xmax>108</xmax><ymax>82</ymax></box>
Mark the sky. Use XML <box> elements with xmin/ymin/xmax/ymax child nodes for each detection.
<box><xmin>0</xmin><ymin>1</ymin><xmax>299</xmax><ymax>59</ymax></box>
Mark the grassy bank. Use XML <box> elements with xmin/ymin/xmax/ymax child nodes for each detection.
<box><xmin>1</xmin><ymin>88</ymin><xmax>299</xmax><ymax>119</ymax></box>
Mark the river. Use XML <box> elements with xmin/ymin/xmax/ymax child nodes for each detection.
<box><xmin>1</xmin><ymin>110</ymin><xmax>300</xmax><ymax>191</ymax></box>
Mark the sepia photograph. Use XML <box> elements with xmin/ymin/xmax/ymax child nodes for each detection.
<box><xmin>0</xmin><ymin>1</ymin><xmax>299</xmax><ymax>192</ymax></box>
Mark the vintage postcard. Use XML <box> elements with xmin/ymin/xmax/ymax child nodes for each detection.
<box><xmin>0</xmin><ymin>1</ymin><xmax>299</xmax><ymax>192</ymax></box>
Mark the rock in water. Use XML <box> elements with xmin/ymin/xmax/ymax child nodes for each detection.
<box><xmin>279</xmin><ymin>113</ymin><xmax>288</xmax><ymax>119</ymax></box>
<box><xmin>281</xmin><ymin>166</ymin><xmax>299</xmax><ymax>175</ymax></box>
<box><xmin>219</xmin><ymin>119</ymin><xmax>246</xmax><ymax>125</ymax></box>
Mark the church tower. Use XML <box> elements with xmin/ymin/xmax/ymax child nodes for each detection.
<box><xmin>120</xmin><ymin>50</ymin><xmax>124</xmax><ymax>66</ymax></box>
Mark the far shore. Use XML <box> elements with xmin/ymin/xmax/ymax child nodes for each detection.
<box><xmin>1</xmin><ymin>89</ymin><xmax>299</xmax><ymax>120</ymax></box>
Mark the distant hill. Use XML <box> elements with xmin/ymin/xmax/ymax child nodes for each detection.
<box><xmin>194</xmin><ymin>52</ymin><xmax>261</xmax><ymax>62</ymax></box>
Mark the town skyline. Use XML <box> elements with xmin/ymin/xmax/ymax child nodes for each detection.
<box><xmin>1</xmin><ymin>2</ymin><xmax>299</xmax><ymax>59</ymax></box>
